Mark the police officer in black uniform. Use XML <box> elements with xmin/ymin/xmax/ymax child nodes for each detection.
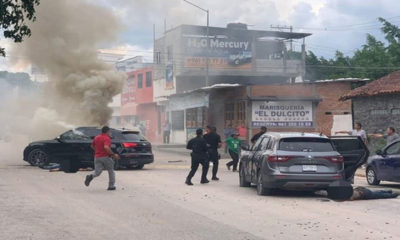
<box><xmin>185</xmin><ymin>128</ymin><xmax>210</xmax><ymax>185</ymax></box>
<box><xmin>203</xmin><ymin>126</ymin><xmax>222</xmax><ymax>181</ymax></box>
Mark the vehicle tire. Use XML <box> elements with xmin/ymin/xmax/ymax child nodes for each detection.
<box><xmin>27</xmin><ymin>148</ymin><xmax>49</xmax><ymax>167</ymax></box>
<box><xmin>239</xmin><ymin>165</ymin><xmax>251</xmax><ymax>187</ymax></box>
<box><xmin>366</xmin><ymin>167</ymin><xmax>380</xmax><ymax>185</ymax></box>
<box><xmin>256</xmin><ymin>172</ymin><xmax>272</xmax><ymax>196</ymax></box>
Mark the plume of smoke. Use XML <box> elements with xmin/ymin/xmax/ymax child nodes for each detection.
<box><xmin>13</xmin><ymin>0</ymin><xmax>126</xmax><ymax>127</ymax></box>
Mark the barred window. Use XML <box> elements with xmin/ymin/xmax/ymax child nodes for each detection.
<box><xmin>370</xmin><ymin>109</ymin><xmax>388</xmax><ymax>115</ymax></box>
<box><xmin>392</xmin><ymin>108</ymin><xmax>400</xmax><ymax>115</ymax></box>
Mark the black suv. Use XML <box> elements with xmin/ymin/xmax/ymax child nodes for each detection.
<box><xmin>239</xmin><ymin>132</ymin><xmax>369</xmax><ymax>195</ymax></box>
<box><xmin>23</xmin><ymin>127</ymin><xmax>154</xmax><ymax>172</ymax></box>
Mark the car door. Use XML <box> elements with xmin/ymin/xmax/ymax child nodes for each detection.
<box><xmin>381</xmin><ymin>142</ymin><xmax>400</xmax><ymax>181</ymax></box>
<box><xmin>330</xmin><ymin>136</ymin><xmax>369</xmax><ymax>181</ymax></box>
<box><xmin>239</xmin><ymin>140</ymin><xmax>253</xmax><ymax>180</ymax></box>
<box><xmin>251</xmin><ymin>136</ymin><xmax>271</xmax><ymax>183</ymax></box>
<box><xmin>50</xmin><ymin>130</ymin><xmax>81</xmax><ymax>162</ymax></box>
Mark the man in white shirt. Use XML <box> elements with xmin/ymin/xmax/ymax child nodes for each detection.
<box><xmin>336</xmin><ymin>122</ymin><xmax>368</xmax><ymax>144</ymax></box>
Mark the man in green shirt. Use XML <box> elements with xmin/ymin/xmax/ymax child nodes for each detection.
<box><xmin>226</xmin><ymin>132</ymin><xmax>240</xmax><ymax>172</ymax></box>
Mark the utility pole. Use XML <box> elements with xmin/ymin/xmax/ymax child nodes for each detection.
<box><xmin>270</xmin><ymin>25</ymin><xmax>293</xmax><ymax>51</ymax></box>
<box><xmin>183</xmin><ymin>0</ymin><xmax>209</xmax><ymax>87</ymax></box>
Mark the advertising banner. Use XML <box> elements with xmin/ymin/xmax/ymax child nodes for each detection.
<box><xmin>252</xmin><ymin>101</ymin><xmax>313</xmax><ymax>127</ymax></box>
<box><xmin>183</xmin><ymin>36</ymin><xmax>252</xmax><ymax>69</ymax></box>
<box><xmin>165</xmin><ymin>64</ymin><xmax>174</xmax><ymax>89</ymax></box>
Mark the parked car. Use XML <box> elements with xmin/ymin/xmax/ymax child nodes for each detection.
<box><xmin>23</xmin><ymin>127</ymin><xmax>154</xmax><ymax>172</ymax></box>
<box><xmin>239</xmin><ymin>132</ymin><xmax>369</xmax><ymax>195</ymax></box>
<box><xmin>366</xmin><ymin>140</ymin><xmax>400</xmax><ymax>185</ymax></box>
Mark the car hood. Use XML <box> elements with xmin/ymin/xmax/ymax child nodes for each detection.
<box><xmin>28</xmin><ymin>139</ymin><xmax>58</xmax><ymax>146</ymax></box>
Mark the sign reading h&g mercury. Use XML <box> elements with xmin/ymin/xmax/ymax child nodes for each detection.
<box><xmin>252</xmin><ymin>101</ymin><xmax>313</xmax><ymax>127</ymax></box>
<box><xmin>184</xmin><ymin>36</ymin><xmax>252</xmax><ymax>69</ymax></box>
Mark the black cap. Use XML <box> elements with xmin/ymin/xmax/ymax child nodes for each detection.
<box><xmin>196</xmin><ymin>128</ymin><xmax>203</xmax><ymax>135</ymax></box>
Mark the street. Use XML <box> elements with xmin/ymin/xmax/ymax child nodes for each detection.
<box><xmin>0</xmin><ymin>144</ymin><xmax>399</xmax><ymax>240</ymax></box>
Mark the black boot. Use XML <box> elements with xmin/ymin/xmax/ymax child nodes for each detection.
<box><xmin>200</xmin><ymin>179</ymin><xmax>210</xmax><ymax>184</ymax></box>
<box><xmin>185</xmin><ymin>179</ymin><xmax>194</xmax><ymax>185</ymax></box>
<box><xmin>84</xmin><ymin>175</ymin><xmax>93</xmax><ymax>187</ymax></box>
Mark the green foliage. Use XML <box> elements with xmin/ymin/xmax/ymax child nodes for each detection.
<box><xmin>0</xmin><ymin>0</ymin><xmax>40</xmax><ymax>56</ymax></box>
<box><xmin>306</xmin><ymin>18</ymin><xmax>400</xmax><ymax>81</ymax></box>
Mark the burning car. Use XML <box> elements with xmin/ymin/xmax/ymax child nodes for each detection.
<box><xmin>23</xmin><ymin>127</ymin><xmax>154</xmax><ymax>172</ymax></box>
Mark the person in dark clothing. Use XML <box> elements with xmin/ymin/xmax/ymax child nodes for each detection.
<box><xmin>349</xmin><ymin>187</ymin><xmax>398</xmax><ymax>200</ymax></box>
<box><xmin>326</xmin><ymin>180</ymin><xmax>398</xmax><ymax>201</ymax></box>
<box><xmin>185</xmin><ymin>128</ymin><xmax>210</xmax><ymax>185</ymax></box>
<box><xmin>203</xmin><ymin>126</ymin><xmax>222</xmax><ymax>181</ymax></box>
<box><xmin>251</xmin><ymin>126</ymin><xmax>267</xmax><ymax>144</ymax></box>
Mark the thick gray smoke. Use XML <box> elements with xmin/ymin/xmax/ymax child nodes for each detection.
<box><xmin>13</xmin><ymin>0</ymin><xmax>125</xmax><ymax>127</ymax></box>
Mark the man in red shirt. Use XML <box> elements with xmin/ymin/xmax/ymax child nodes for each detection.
<box><xmin>84</xmin><ymin>126</ymin><xmax>120</xmax><ymax>190</ymax></box>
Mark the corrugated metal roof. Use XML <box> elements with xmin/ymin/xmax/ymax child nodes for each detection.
<box><xmin>340</xmin><ymin>70</ymin><xmax>400</xmax><ymax>100</ymax></box>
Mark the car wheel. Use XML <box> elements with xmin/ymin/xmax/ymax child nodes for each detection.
<box><xmin>256</xmin><ymin>172</ymin><xmax>272</xmax><ymax>196</ymax></box>
<box><xmin>366</xmin><ymin>167</ymin><xmax>380</xmax><ymax>185</ymax></box>
<box><xmin>239</xmin><ymin>165</ymin><xmax>251</xmax><ymax>187</ymax></box>
<box><xmin>27</xmin><ymin>148</ymin><xmax>49</xmax><ymax>167</ymax></box>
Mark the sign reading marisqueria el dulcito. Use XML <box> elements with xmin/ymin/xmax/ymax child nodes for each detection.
<box><xmin>252</xmin><ymin>101</ymin><xmax>313</xmax><ymax>127</ymax></box>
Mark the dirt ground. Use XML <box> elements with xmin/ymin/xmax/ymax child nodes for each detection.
<box><xmin>1</xmin><ymin>142</ymin><xmax>399</xmax><ymax>240</ymax></box>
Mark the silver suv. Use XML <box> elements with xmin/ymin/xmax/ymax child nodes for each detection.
<box><xmin>239</xmin><ymin>132</ymin><xmax>369</xmax><ymax>195</ymax></box>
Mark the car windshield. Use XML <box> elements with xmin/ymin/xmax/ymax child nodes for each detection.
<box><xmin>279</xmin><ymin>137</ymin><xmax>334</xmax><ymax>152</ymax></box>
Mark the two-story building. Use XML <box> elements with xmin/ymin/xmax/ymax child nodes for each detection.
<box><xmin>153</xmin><ymin>23</ymin><xmax>313</xmax><ymax>143</ymax></box>
<box><xmin>120</xmin><ymin>66</ymin><xmax>159</xmax><ymax>142</ymax></box>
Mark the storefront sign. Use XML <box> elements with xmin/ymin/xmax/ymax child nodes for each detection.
<box><xmin>252</xmin><ymin>101</ymin><xmax>313</xmax><ymax>127</ymax></box>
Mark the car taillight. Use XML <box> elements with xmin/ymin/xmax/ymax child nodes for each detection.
<box><xmin>123</xmin><ymin>143</ymin><xmax>138</xmax><ymax>148</ymax></box>
<box><xmin>324</xmin><ymin>156</ymin><xmax>344</xmax><ymax>163</ymax></box>
<box><xmin>268</xmin><ymin>155</ymin><xmax>293</xmax><ymax>162</ymax></box>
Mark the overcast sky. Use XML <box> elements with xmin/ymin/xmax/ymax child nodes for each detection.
<box><xmin>102</xmin><ymin>0</ymin><xmax>399</xmax><ymax>61</ymax></box>
<box><xmin>2</xmin><ymin>0</ymin><xmax>400</xmax><ymax>71</ymax></box>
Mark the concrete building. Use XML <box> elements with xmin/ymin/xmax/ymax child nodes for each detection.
<box><xmin>153</xmin><ymin>23</ymin><xmax>312</xmax><ymax>143</ymax></box>
<box><xmin>120</xmin><ymin>66</ymin><xmax>159</xmax><ymax>141</ymax></box>
<box><xmin>341</xmin><ymin>71</ymin><xmax>400</xmax><ymax>133</ymax></box>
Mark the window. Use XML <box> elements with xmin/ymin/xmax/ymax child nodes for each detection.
<box><xmin>171</xmin><ymin>110</ymin><xmax>184</xmax><ymax>130</ymax></box>
<box><xmin>138</xmin><ymin>73</ymin><xmax>143</xmax><ymax>88</ymax></box>
<box><xmin>392</xmin><ymin>108</ymin><xmax>400</xmax><ymax>115</ymax></box>
<box><xmin>167</xmin><ymin>46</ymin><xmax>173</xmax><ymax>61</ymax></box>
<box><xmin>186</xmin><ymin>107</ymin><xmax>206</xmax><ymax>128</ymax></box>
<box><xmin>370</xmin><ymin>109</ymin><xmax>388</xmax><ymax>115</ymax></box>
<box><xmin>60</xmin><ymin>130</ymin><xmax>91</xmax><ymax>141</ymax></box>
<box><xmin>236</xmin><ymin>101</ymin><xmax>246</xmax><ymax>122</ymax></box>
<box><xmin>386</xmin><ymin>142</ymin><xmax>400</xmax><ymax>155</ymax></box>
<box><xmin>259</xmin><ymin>137</ymin><xmax>271</xmax><ymax>151</ymax></box>
<box><xmin>155</xmin><ymin>51</ymin><xmax>161</xmax><ymax>64</ymax></box>
<box><xmin>252</xmin><ymin>136</ymin><xmax>264</xmax><ymax>151</ymax></box>
<box><xmin>145</xmin><ymin>71</ymin><xmax>152</xmax><ymax>87</ymax></box>
<box><xmin>331</xmin><ymin>138</ymin><xmax>363</xmax><ymax>152</ymax></box>
<box><xmin>225</xmin><ymin>103</ymin><xmax>235</xmax><ymax>122</ymax></box>
<box><xmin>279</xmin><ymin>138</ymin><xmax>334</xmax><ymax>152</ymax></box>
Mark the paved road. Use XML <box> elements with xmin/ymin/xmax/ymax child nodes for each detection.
<box><xmin>1</xmin><ymin>143</ymin><xmax>400</xmax><ymax>240</ymax></box>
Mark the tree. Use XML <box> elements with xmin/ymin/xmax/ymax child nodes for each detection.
<box><xmin>306</xmin><ymin>17</ymin><xmax>400</xmax><ymax>81</ymax></box>
<box><xmin>0</xmin><ymin>0</ymin><xmax>40</xmax><ymax>57</ymax></box>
